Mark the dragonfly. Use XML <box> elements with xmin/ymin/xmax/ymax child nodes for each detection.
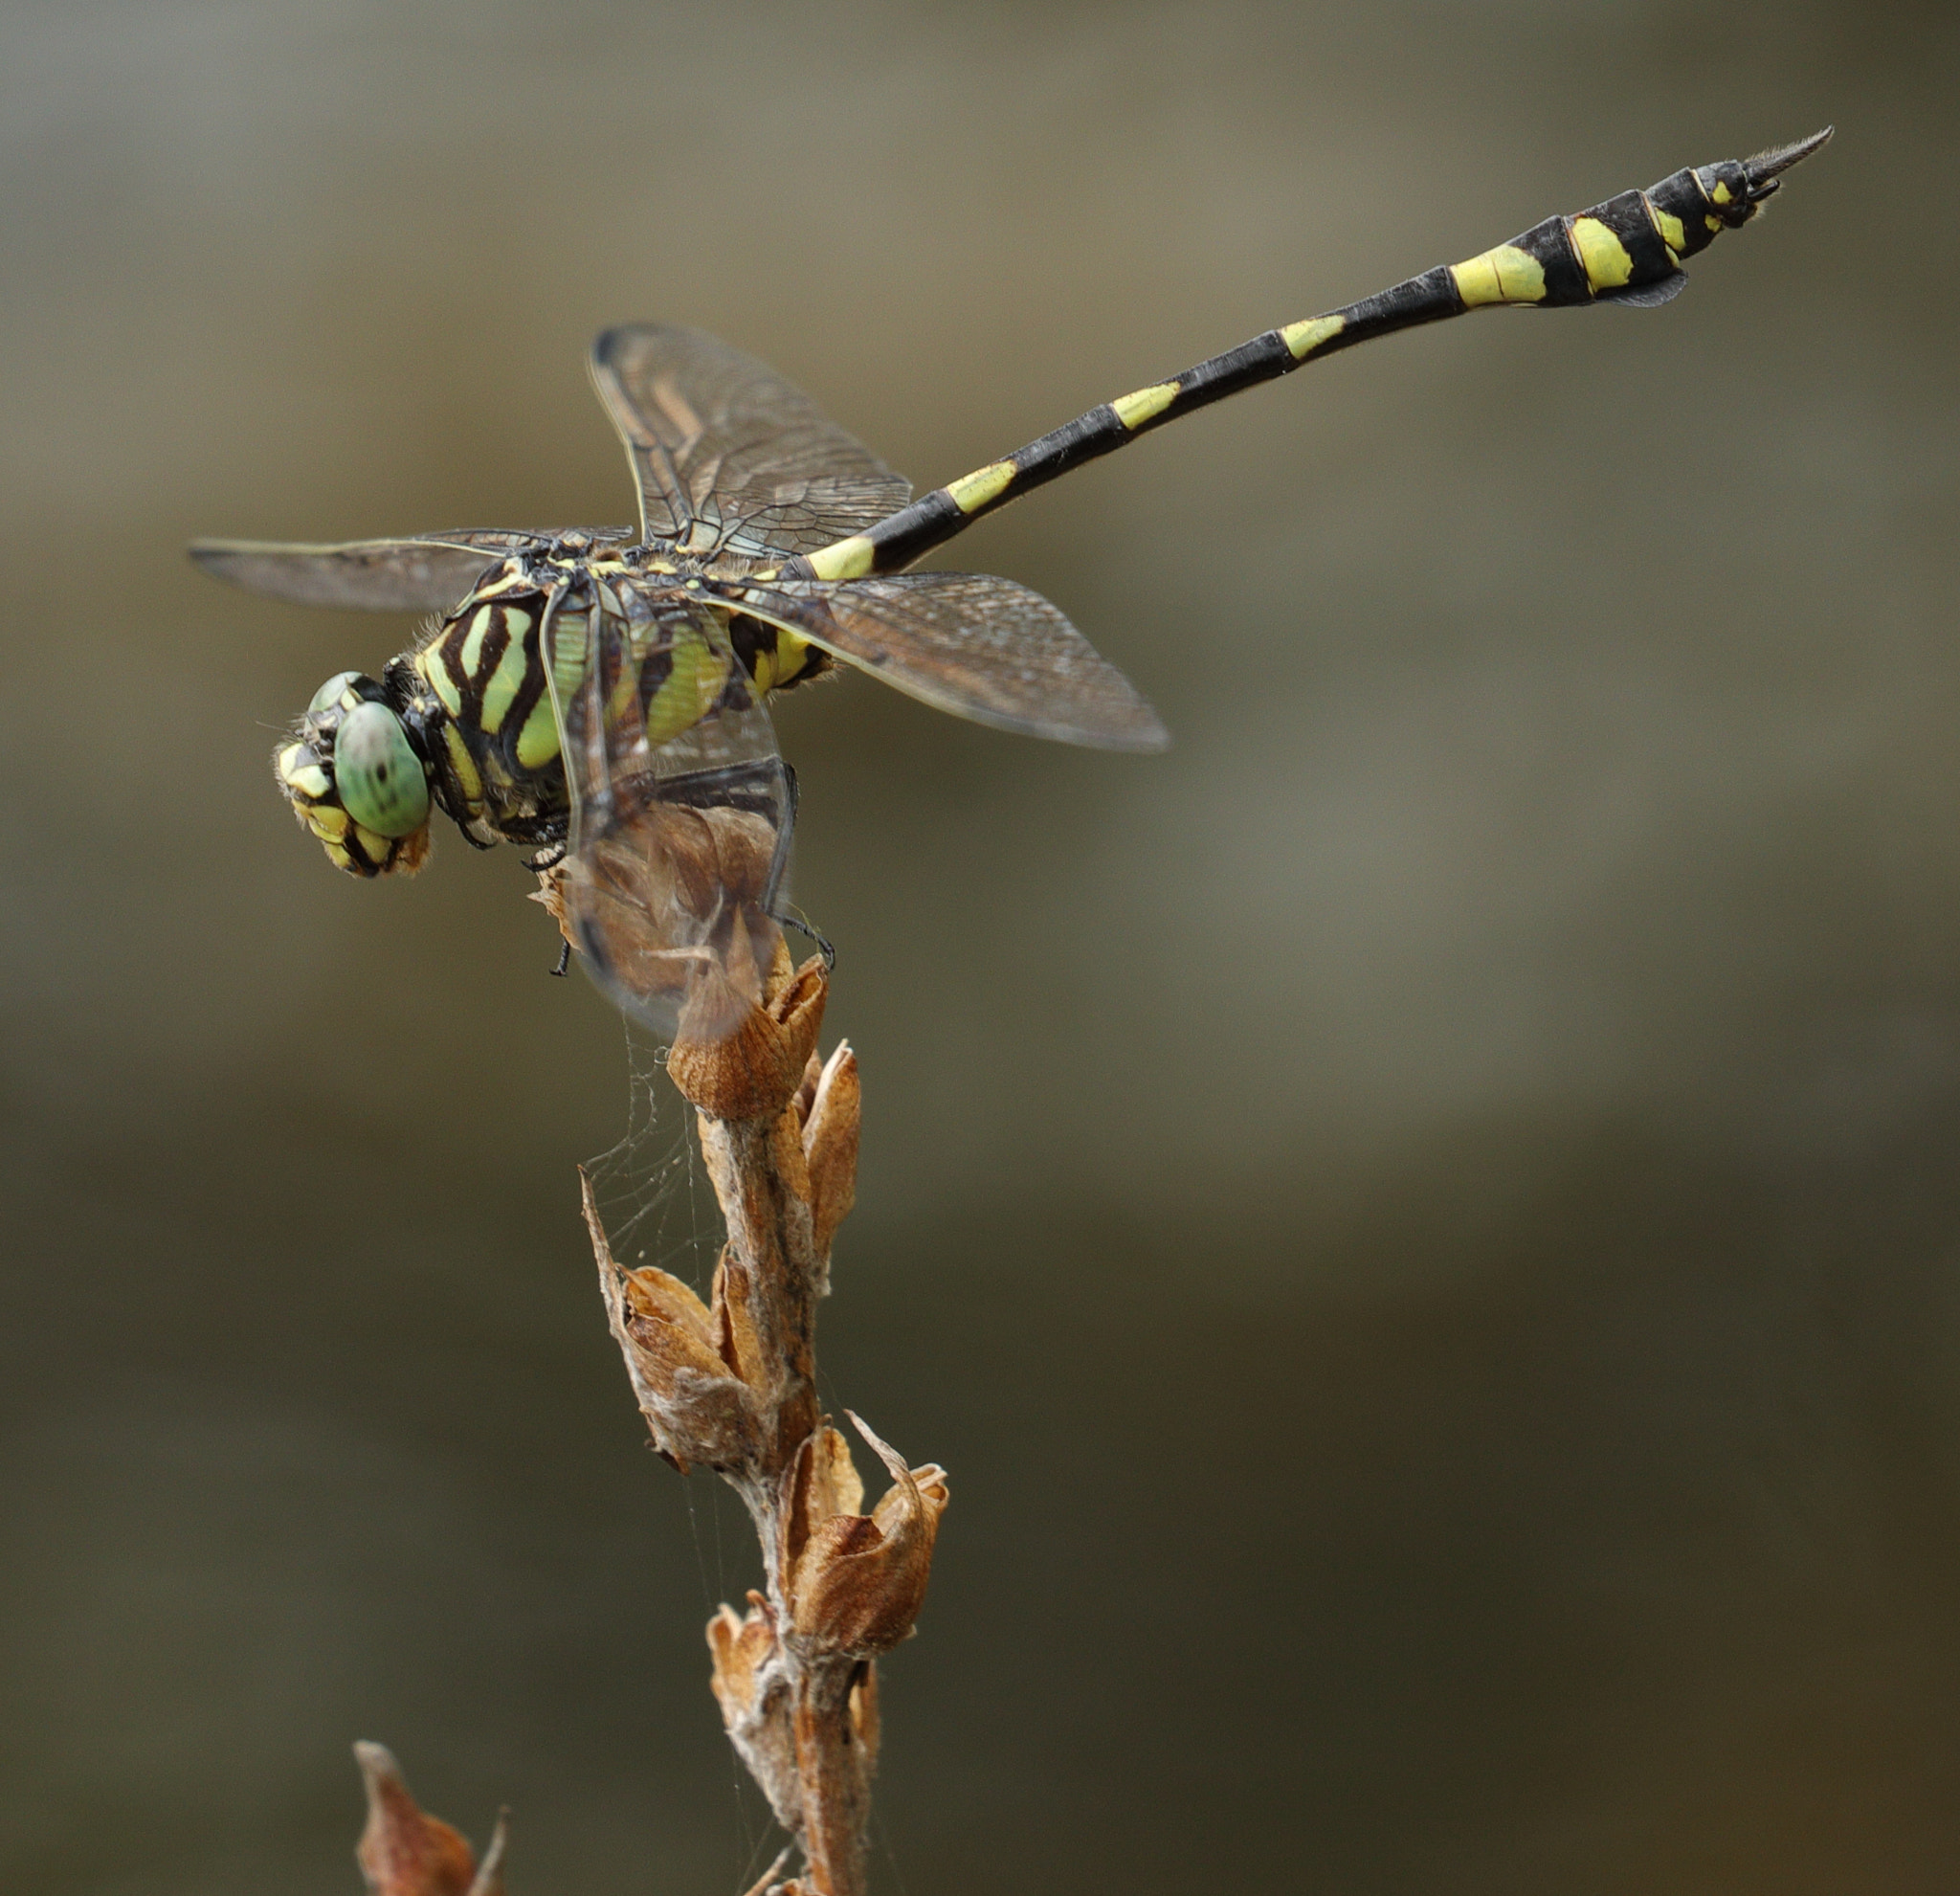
<box><xmin>195</xmin><ymin>129</ymin><xmax>1829</xmax><ymax>1041</ymax></box>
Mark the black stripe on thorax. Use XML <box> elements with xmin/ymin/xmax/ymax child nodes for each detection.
<box><xmin>488</xmin><ymin>613</ymin><xmax>550</xmax><ymax>774</ymax></box>
<box><xmin>467</xmin><ymin>614</ymin><xmax>513</xmax><ymax>714</ymax></box>
<box><xmin>634</xmin><ymin>638</ymin><xmax>676</xmax><ymax>719</ymax></box>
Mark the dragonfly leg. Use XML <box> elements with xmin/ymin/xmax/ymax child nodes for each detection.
<box><xmin>765</xmin><ymin>762</ymin><xmax>801</xmax><ymax>916</ymax></box>
<box><xmin>776</xmin><ymin>905</ymin><xmax>836</xmax><ymax>972</ymax></box>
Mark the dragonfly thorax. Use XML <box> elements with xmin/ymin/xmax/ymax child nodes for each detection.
<box><xmin>395</xmin><ymin>569</ymin><xmax>581</xmax><ymax>857</ymax></box>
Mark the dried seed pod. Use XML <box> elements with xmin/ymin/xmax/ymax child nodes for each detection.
<box><xmin>781</xmin><ymin>1423</ymin><xmax>867</xmax><ymax>1579</ymax></box>
<box><xmin>801</xmin><ymin>1042</ymin><xmax>860</xmax><ymax>1263</ymax></box>
<box><xmin>587</xmin><ymin>1173</ymin><xmax>764</xmax><ymax>1470</ymax></box>
<box><xmin>707</xmin><ymin>1594</ymin><xmax>780</xmax><ymax>1724</ymax></box>
<box><xmin>710</xmin><ymin>1247</ymin><xmax>775</xmax><ymax>1398</ymax></box>
<box><xmin>787</xmin><ymin>1413</ymin><xmax>949</xmax><ymax>1657</ymax></box>
<box><xmin>353</xmin><ymin>1743</ymin><xmax>504</xmax><ymax>1896</ymax></box>
<box><xmin>669</xmin><ymin>948</ymin><xmax>828</xmax><ymax>1122</ymax></box>
<box><xmin>528</xmin><ymin>860</ymin><xmax>573</xmax><ymax>943</ymax></box>
<box><xmin>708</xmin><ymin>1595</ymin><xmax>802</xmax><ymax>1835</ymax></box>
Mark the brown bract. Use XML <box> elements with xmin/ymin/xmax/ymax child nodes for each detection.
<box><xmin>798</xmin><ymin>1042</ymin><xmax>860</xmax><ymax>1263</ymax></box>
<box><xmin>785</xmin><ymin>1413</ymin><xmax>949</xmax><ymax>1656</ymax></box>
<box><xmin>587</xmin><ymin>1171</ymin><xmax>772</xmax><ymax>1472</ymax></box>
<box><xmin>669</xmin><ymin>946</ymin><xmax>828</xmax><ymax>1121</ymax></box>
<box><xmin>353</xmin><ymin>1743</ymin><xmax>504</xmax><ymax>1896</ymax></box>
<box><xmin>532</xmin><ymin>807</ymin><xmax>791</xmax><ymax>1045</ymax></box>
<box><xmin>707</xmin><ymin>1593</ymin><xmax>802</xmax><ymax>1833</ymax></box>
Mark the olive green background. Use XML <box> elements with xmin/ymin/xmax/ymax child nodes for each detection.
<box><xmin>4</xmin><ymin>2</ymin><xmax>1957</xmax><ymax>1890</ymax></box>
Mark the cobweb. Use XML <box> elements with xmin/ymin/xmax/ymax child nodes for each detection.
<box><xmin>578</xmin><ymin>1018</ymin><xmax>788</xmax><ymax>1888</ymax></box>
<box><xmin>580</xmin><ymin>1016</ymin><xmax>720</xmax><ymax>1288</ymax></box>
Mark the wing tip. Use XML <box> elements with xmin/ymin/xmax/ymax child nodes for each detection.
<box><xmin>1088</xmin><ymin>712</ymin><xmax>1172</xmax><ymax>754</ymax></box>
<box><xmin>987</xmin><ymin>701</ymin><xmax>1172</xmax><ymax>752</ymax></box>
<box><xmin>187</xmin><ymin>540</ymin><xmax>250</xmax><ymax>584</ymax></box>
<box><xmin>591</xmin><ymin>320</ymin><xmax>697</xmax><ymax>366</ymax></box>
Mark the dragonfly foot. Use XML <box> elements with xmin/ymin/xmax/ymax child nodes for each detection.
<box><xmin>775</xmin><ymin>906</ymin><xmax>836</xmax><ymax>972</ymax></box>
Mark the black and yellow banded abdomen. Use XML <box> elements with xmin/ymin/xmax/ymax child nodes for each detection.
<box><xmin>1449</xmin><ymin>146</ymin><xmax>1801</xmax><ymax>312</ymax></box>
<box><xmin>1453</xmin><ymin>185</ymin><xmax>1684</xmax><ymax>309</ymax></box>
<box><xmin>791</xmin><ymin>130</ymin><xmax>1832</xmax><ymax>583</ymax></box>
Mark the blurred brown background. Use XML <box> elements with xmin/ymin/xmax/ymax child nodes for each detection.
<box><xmin>4</xmin><ymin>1</ymin><xmax>1957</xmax><ymax>1889</ymax></box>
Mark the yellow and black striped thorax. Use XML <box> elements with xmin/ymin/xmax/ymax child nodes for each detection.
<box><xmin>390</xmin><ymin>549</ymin><xmax>825</xmax><ymax>853</ymax></box>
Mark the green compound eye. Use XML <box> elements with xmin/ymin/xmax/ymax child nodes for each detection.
<box><xmin>308</xmin><ymin>670</ymin><xmax>367</xmax><ymax>717</ymax></box>
<box><xmin>334</xmin><ymin>701</ymin><xmax>430</xmax><ymax>837</ymax></box>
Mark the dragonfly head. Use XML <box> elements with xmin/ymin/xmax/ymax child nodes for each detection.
<box><xmin>275</xmin><ymin>670</ymin><xmax>433</xmax><ymax>877</ymax></box>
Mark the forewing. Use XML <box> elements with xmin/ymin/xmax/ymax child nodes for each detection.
<box><xmin>552</xmin><ymin>585</ymin><xmax>792</xmax><ymax>1039</ymax></box>
<box><xmin>590</xmin><ymin>325</ymin><xmax>910</xmax><ymax>559</ymax></box>
<box><xmin>739</xmin><ymin>571</ymin><xmax>1170</xmax><ymax>752</ymax></box>
<box><xmin>188</xmin><ymin>530</ymin><xmax>624</xmax><ymax>612</ymax></box>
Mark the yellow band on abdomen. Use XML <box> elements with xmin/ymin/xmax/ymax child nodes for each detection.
<box><xmin>1450</xmin><ymin>244</ymin><xmax>1547</xmax><ymax>307</ymax></box>
<box><xmin>1280</xmin><ymin>313</ymin><xmax>1346</xmax><ymax>359</ymax></box>
<box><xmin>1570</xmin><ymin>216</ymin><xmax>1635</xmax><ymax>291</ymax></box>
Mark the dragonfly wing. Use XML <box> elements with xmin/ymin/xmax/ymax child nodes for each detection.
<box><xmin>188</xmin><ymin>529</ymin><xmax>625</xmax><ymax>612</ymax></box>
<box><xmin>741</xmin><ymin>571</ymin><xmax>1170</xmax><ymax>752</ymax></box>
<box><xmin>590</xmin><ymin>325</ymin><xmax>910</xmax><ymax>559</ymax></box>
<box><xmin>552</xmin><ymin>584</ymin><xmax>793</xmax><ymax>1040</ymax></box>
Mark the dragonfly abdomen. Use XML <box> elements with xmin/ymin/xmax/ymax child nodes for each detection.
<box><xmin>1446</xmin><ymin>175</ymin><xmax>1714</xmax><ymax>312</ymax></box>
<box><xmin>728</xmin><ymin>612</ymin><xmax>827</xmax><ymax>694</ymax></box>
<box><xmin>795</xmin><ymin>134</ymin><xmax>1829</xmax><ymax>583</ymax></box>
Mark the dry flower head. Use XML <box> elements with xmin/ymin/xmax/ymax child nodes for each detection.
<box><xmin>353</xmin><ymin>1743</ymin><xmax>505</xmax><ymax>1896</ymax></box>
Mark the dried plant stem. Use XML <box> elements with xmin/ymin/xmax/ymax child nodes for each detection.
<box><xmin>585</xmin><ymin>951</ymin><xmax>947</xmax><ymax>1896</ymax></box>
<box><xmin>348</xmin><ymin>948</ymin><xmax>939</xmax><ymax>1896</ymax></box>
